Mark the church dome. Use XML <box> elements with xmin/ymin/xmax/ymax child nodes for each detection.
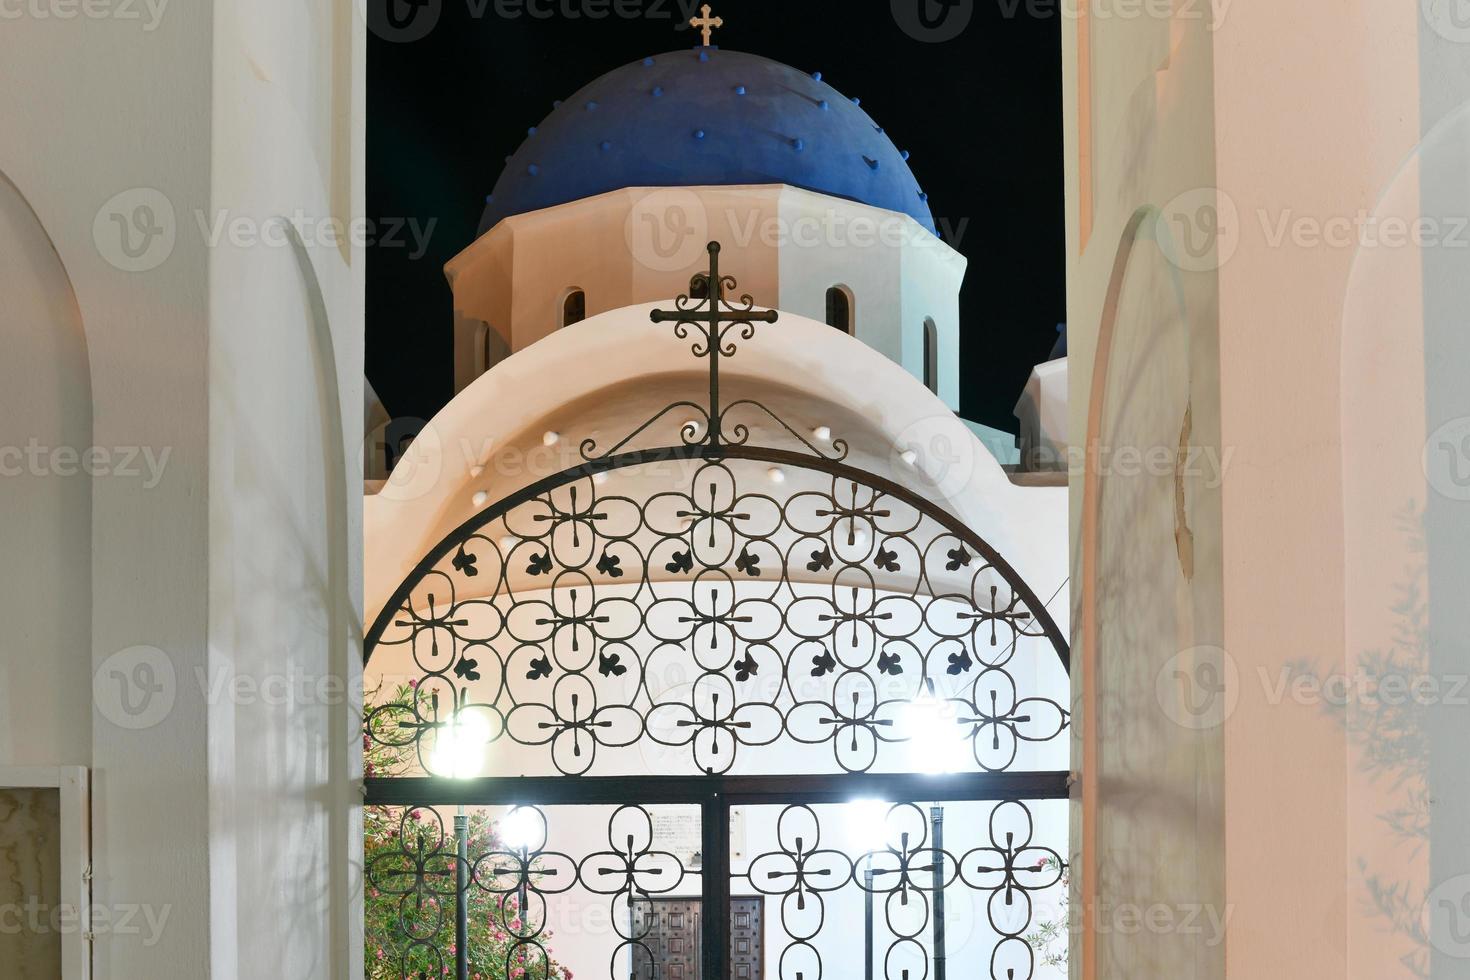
<box><xmin>478</xmin><ymin>47</ymin><xmax>935</xmax><ymax>236</ymax></box>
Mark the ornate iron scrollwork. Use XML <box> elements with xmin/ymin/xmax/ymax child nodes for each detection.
<box><xmin>367</xmin><ymin>455</ymin><xmax>1068</xmax><ymax>778</ymax></box>
<box><xmin>363</xmin><ymin>241</ymin><xmax>1073</xmax><ymax>979</ymax></box>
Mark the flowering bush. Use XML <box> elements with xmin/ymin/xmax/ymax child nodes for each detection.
<box><xmin>365</xmin><ymin>682</ymin><xmax>572</xmax><ymax>980</ymax></box>
<box><xmin>1022</xmin><ymin>855</ymin><xmax>1069</xmax><ymax>971</ymax></box>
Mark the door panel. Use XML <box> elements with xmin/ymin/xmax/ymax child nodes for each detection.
<box><xmin>631</xmin><ymin>897</ymin><xmax>763</xmax><ymax>980</ymax></box>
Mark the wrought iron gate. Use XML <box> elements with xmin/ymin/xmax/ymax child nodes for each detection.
<box><xmin>363</xmin><ymin>244</ymin><xmax>1072</xmax><ymax>979</ymax></box>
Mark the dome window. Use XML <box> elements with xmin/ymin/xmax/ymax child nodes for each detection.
<box><xmin>562</xmin><ymin>288</ymin><xmax>586</xmax><ymax>328</ymax></box>
<box><xmin>825</xmin><ymin>286</ymin><xmax>853</xmax><ymax>335</ymax></box>
<box><xmin>690</xmin><ymin>274</ymin><xmax>710</xmax><ymax>300</ymax></box>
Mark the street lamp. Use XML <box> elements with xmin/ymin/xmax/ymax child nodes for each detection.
<box><xmin>430</xmin><ymin>708</ymin><xmax>489</xmax><ymax>980</ymax></box>
<box><xmin>905</xmin><ymin>680</ymin><xmax>968</xmax><ymax>775</ymax></box>
<box><xmin>498</xmin><ymin>806</ymin><xmax>541</xmax><ymax>932</ymax></box>
<box><xmin>430</xmin><ymin>709</ymin><xmax>490</xmax><ymax>779</ymax></box>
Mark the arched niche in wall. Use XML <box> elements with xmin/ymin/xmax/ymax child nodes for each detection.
<box><xmin>561</xmin><ymin>287</ymin><xmax>586</xmax><ymax>328</ymax></box>
<box><xmin>825</xmin><ymin>284</ymin><xmax>854</xmax><ymax>334</ymax></box>
<box><xmin>1077</xmin><ymin>206</ymin><xmax>1205</xmax><ymax>980</ymax></box>
<box><xmin>0</xmin><ymin>169</ymin><xmax>92</xmax><ymax>770</ymax></box>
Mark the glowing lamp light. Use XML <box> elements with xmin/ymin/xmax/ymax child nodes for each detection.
<box><xmin>498</xmin><ymin>806</ymin><xmax>541</xmax><ymax>852</ymax></box>
<box><xmin>846</xmin><ymin>798</ymin><xmax>891</xmax><ymax>851</ymax></box>
<box><xmin>906</xmin><ymin>683</ymin><xmax>968</xmax><ymax>775</ymax></box>
<box><xmin>430</xmin><ymin>711</ymin><xmax>490</xmax><ymax>779</ymax></box>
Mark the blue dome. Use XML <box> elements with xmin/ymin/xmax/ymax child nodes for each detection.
<box><xmin>478</xmin><ymin>48</ymin><xmax>934</xmax><ymax>236</ymax></box>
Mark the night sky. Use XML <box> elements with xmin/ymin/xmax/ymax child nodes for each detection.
<box><xmin>367</xmin><ymin>0</ymin><xmax>1065</xmax><ymax>434</ymax></box>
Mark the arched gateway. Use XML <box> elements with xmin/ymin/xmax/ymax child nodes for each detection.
<box><xmin>364</xmin><ymin>245</ymin><xmax>1071</xmax><ymax>980</ymax></box>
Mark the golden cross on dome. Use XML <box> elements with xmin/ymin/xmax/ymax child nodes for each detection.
<box><xmin>690</xmin><ymin>3</ymin><xmax>723</xmax><ymax>46</ymax></box>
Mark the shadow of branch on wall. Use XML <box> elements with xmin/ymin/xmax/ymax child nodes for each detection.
<box><xmin>1295</xmin><ymin>502</ymin><xmax>1429</xmax><ymax>977</ymax></box>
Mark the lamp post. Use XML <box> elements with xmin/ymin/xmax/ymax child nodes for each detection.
<box><xmin>498</xmin><ymin>806</ymin><xmax>541</xmax><ymax>952</ymax></box>
<box><xmin>864</xmin><ymin>859</ymin><xmax>875</xmax><ymax>980</ymax></box>
<box><xmin>847</xmin><ymin>799</ymin><xmax>889</xmax><ymax>980</ymax></box>
<box><xmin>455</xmin><ymin>806</ymin><xmax>469</xmax><ymax>980</ymax></box>
<box><xmin>930</xmin><ymin>806</ymin><xmax>946</xmax><ymax>980</ymax></box>
<box><xmin>431</xmin><ymin>703</ymin><xmax>489</xmax><ymax>980</ymax></box>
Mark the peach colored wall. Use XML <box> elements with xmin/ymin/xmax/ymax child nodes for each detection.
<box><xmin>1071</xmin><ymin>1</ymin><xmax>1446</xmax><ymax>978</ymax></box>
<box><xmin>1212</xmin><ymin>2</ymin><xmax>1423</xmax><ymax>978</ymax></box>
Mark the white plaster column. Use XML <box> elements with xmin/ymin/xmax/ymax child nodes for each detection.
<box><xmin>0</xmin><ymin>2</ymin><xmax>365</xmax><ymax>977</ymax></box>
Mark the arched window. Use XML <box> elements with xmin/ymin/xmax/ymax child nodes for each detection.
<box><xmin>923</xmin><ymin>317</ymin><xmax>939</xmax><ymax>393</ymax></box>
<box><xmin>562</xmin><ymin>288</ymin><xmax>586</xmax><ymax>328</ymax></box>
<box><xmin>474</xmin><ymin>322</ymin><xmax>492</xmax><ymax>376</ymax></box>
<box><xmin>825</xmin><ymin>286</ymin><xmax>853</xmax><ymax>334</ymax></box>
<box><xmin>689</xmin><ymin>273</ymin><xmax>710</xmax><ymax>300</ymax></box>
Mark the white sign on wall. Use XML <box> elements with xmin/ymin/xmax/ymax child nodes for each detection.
<box><xmin>652</xmin><ymin>807</ymin><xmax>746</xmax><ymax>869</ymax></box>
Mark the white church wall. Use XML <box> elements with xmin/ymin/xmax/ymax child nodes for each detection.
<box><xmin>1015</xmin><ymin>357</ymin><xmax>1068</xmax><ymax>472</ymax></box>
<box><xmin>445</xmin><ymin>185</ymin><xmax>966</xmax><ymax>407</ymax></box>
<box><xmin>371</xmin><ymin>304</ymin><xmax>1067</xmax><ymax>636</ymax></box>
<box><xmin>206</xmin><ymin>1</ymin><xmax>365</xmax><ymax>978</ymax></box>
<box><xmin>0</xmin><ymin>5</ymin><xmax>218</xmax><ymax>976</ymax></box>
<box><xmin>0</xmin><ymin>2</ymin><xmax>364</xmax><ymax>977</ymax></box>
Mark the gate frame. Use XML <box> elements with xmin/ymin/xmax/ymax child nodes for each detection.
<box><xmin>363</xmin><ymin>243</ymin><xmax>1072</xmax><ymax>979</ymax></box>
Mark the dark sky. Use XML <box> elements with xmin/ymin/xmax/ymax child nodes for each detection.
<box><xmin>367</xmin><ymin>0</ymin><xmax>1065</xmax><ymax>434</ymax></box>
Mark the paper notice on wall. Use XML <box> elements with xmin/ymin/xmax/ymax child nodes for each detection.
<box><xmin>651</xmin><ymin>808</ymin><xmax>746</xmax><ymax>869</ymax></box>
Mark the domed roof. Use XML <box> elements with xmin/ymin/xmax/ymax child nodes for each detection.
<box><xmin>478</xmin><ymin>47</ymin><xmax>934</xmax><ymax>236</ymax></box>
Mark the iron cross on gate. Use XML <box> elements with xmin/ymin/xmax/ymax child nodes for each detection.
<box><xmin>649</xmin><ymin>241</ymin><xmax>780</xmax><ymax>451</ymax></box>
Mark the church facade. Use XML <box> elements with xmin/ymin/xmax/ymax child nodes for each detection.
<box><xmin>363</xmin><ymin>34</ymin><xmax>1072</xmax><ymax>980</ymax></box>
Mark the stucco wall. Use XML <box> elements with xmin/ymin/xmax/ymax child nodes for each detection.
<box><xmin>0</xmin><ymin>2</ymin><xmax>364</xmax><ymax>977</ymax></box>
<box><xmin>447</xmin><ymin>185</ymin><xmax>967</xmax><ymax>409</ymax></box>
<box><xmin>1070</xmin><ymin>2</ymin><xmax>1470</xmax><ymax>979</ymax></box>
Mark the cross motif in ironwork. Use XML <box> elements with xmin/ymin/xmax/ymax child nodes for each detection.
<box><xmin>959</xmin><ymin>688</ymin><xmax>1034</xmax><ymax>752</ymax></box>
<box><xmin>955</xmin><ymin>584</ymin><xmax>1034</xmax><ymax>646</ymax></box>
<box><xmin>678</xmin><ymin>587</ymin><xmax>754</xmax><ymax>648</ymax></box>
<box><xmin>689</xmin><ymin>3</ymin><xmax>723</xmax><ymax>45</ymax></box>
<box><xmin>676</xmin><ymin>479</ymin><xmax>752</xmax><ymax>547</ymax></box>
<box><xmin>815</xmin><ymin>482</ymin><xmax>892</xmax><ymax>545</ymax></box>
<box><xmin>534</xmin><ymin>588</ymin><xmax>610</xmax><ymax>652</ymax></box>
<box><xmin>818</xmin><ymin>586</ymin><xmax>895</xmax><ymax>647</ymax></box>
<box><xmin>649</xmin><ymin>241</ymin><xmax>779</xmax><ymax>450</ymax></box>
<box><xmin>531</xmin><ymin>485</ymin><xmax>608</xmax><ymax>548</ymax></box>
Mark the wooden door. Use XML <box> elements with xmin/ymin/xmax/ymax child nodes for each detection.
<box><xmin>630</xmin><ymin>897</ymin><xmax>763</xmax><ymax>980</ymax></box>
